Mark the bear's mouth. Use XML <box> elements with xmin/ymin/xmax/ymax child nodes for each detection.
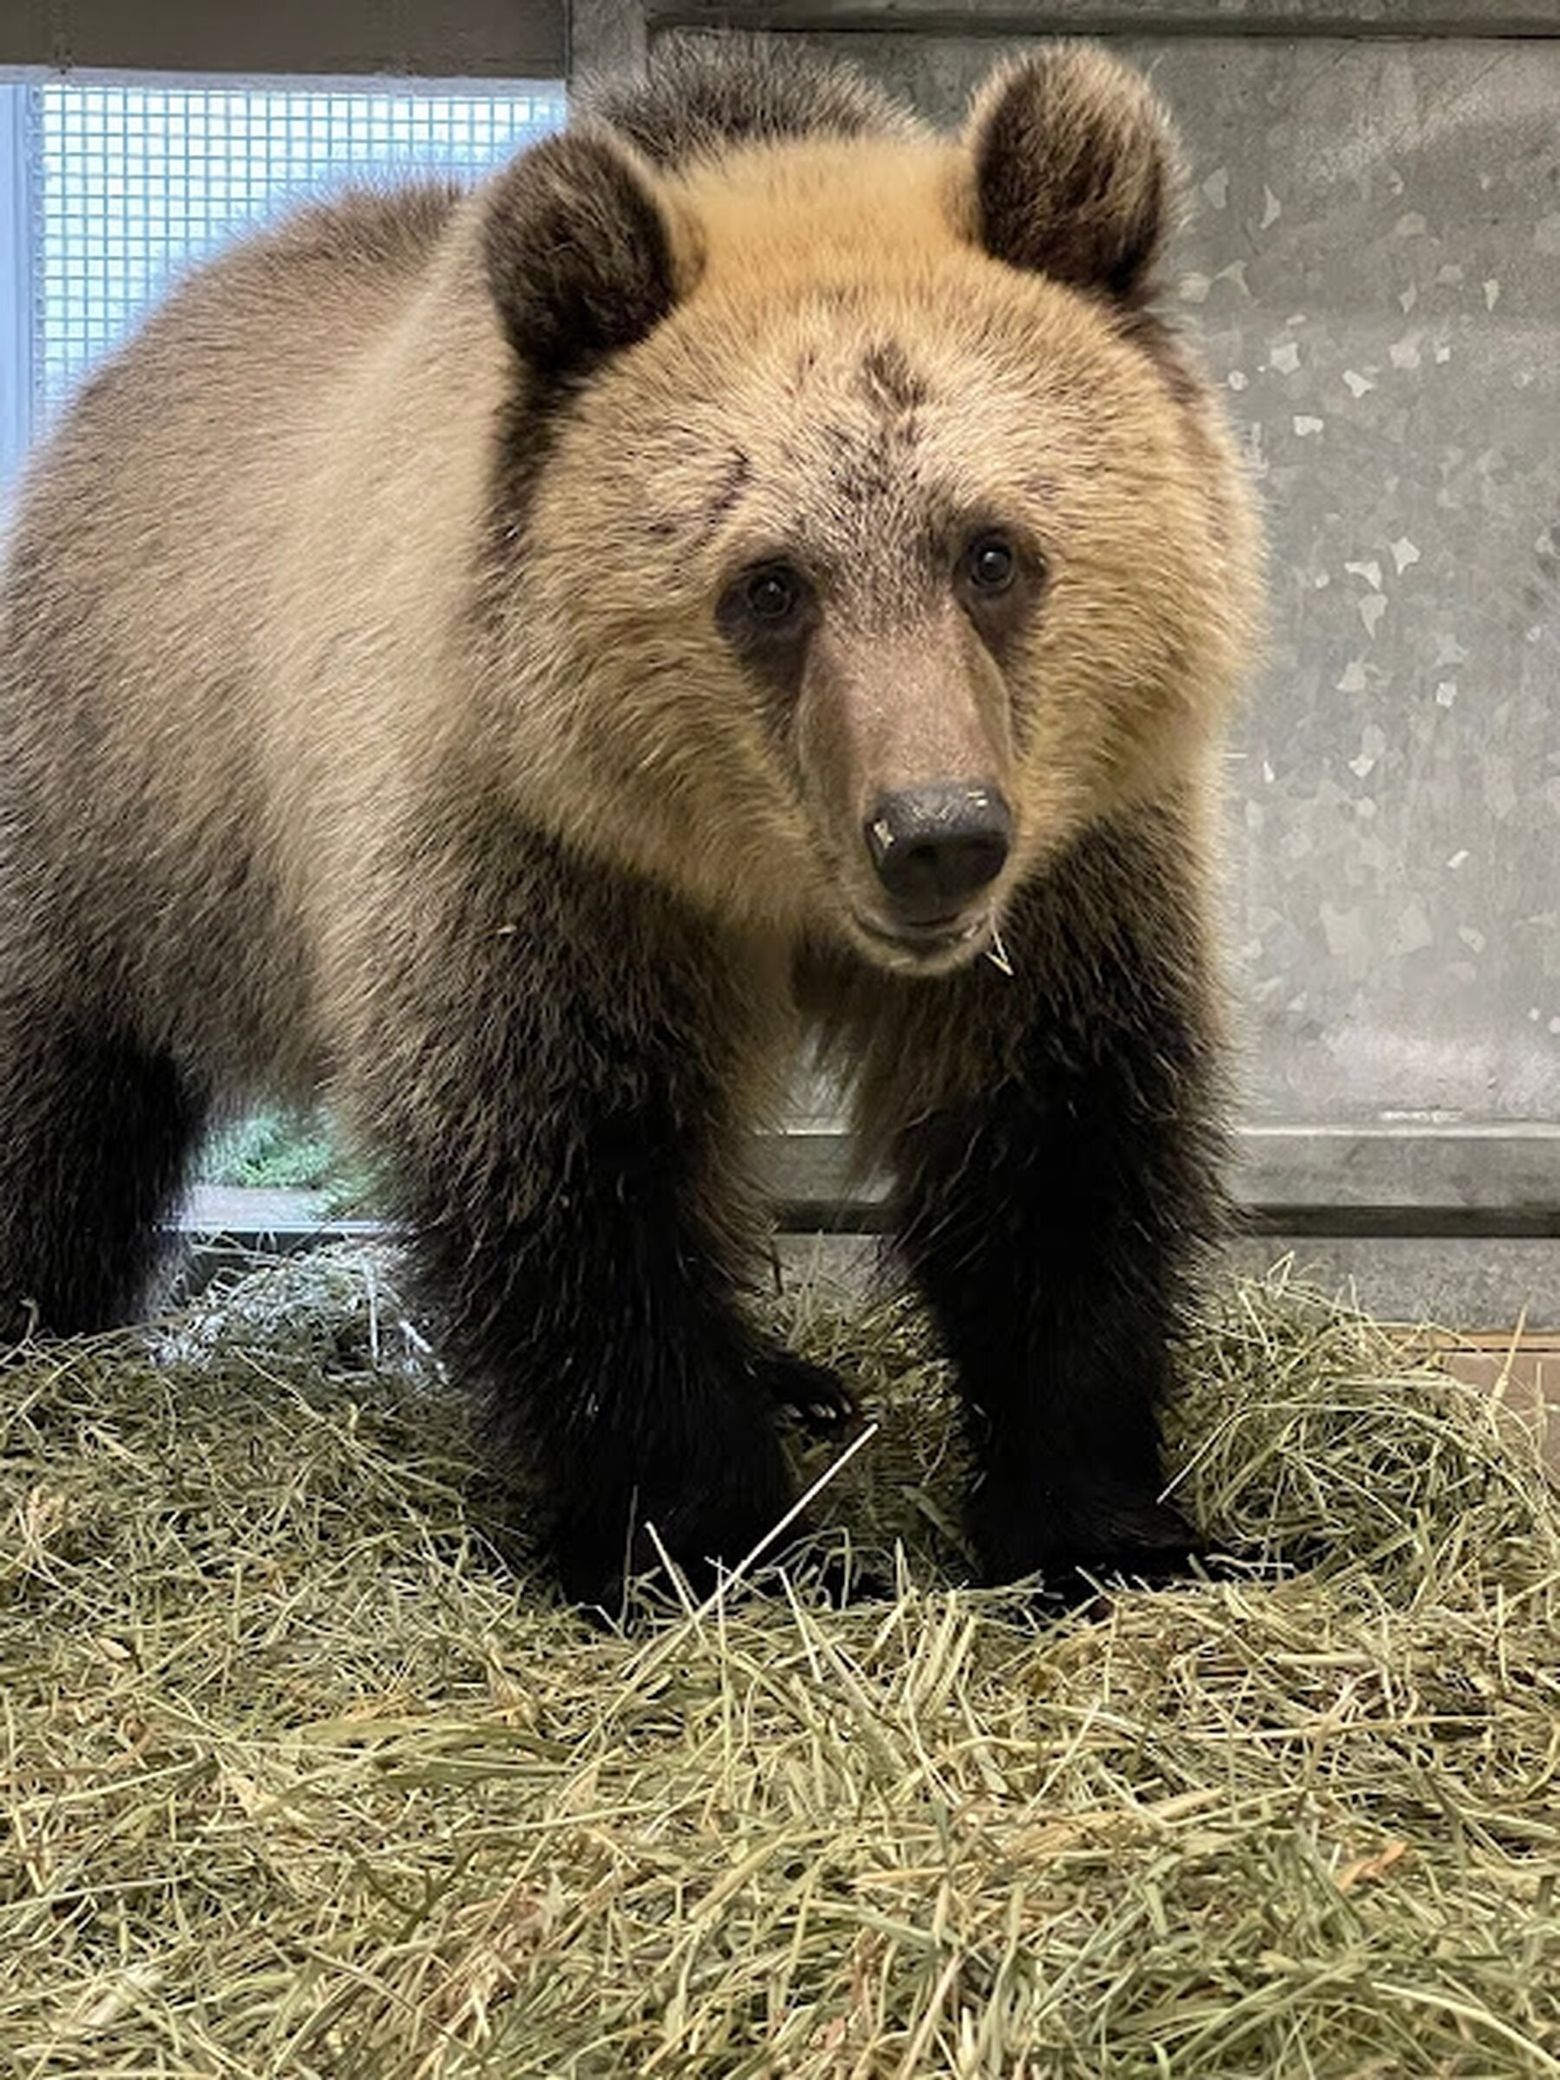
<box><xmin>850</xmin><ymin>907</ymin><xmax>993</xmax><ymax>969</ymax></box>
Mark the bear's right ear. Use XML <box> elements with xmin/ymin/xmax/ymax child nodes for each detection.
<box><xmin>962</xmin><ymin>44</ymin><xmax>1180</xmax><ymax>304</ymax></box>
<box><xmin>481</xmin><ymin>129</ymin><xmax>686</xmax><ymax>381</ymax></box>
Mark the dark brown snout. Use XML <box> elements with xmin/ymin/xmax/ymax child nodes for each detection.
<box><xmin>864</xmin><ymin>782</ymin><xmax>1012</xmax><ymax>923</ymax></box>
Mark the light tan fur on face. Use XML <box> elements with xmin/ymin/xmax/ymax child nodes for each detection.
<box><xmin>506</xmin><ymin>129</ymin><xmax>1257</xmax><ymax>966</ymax></box>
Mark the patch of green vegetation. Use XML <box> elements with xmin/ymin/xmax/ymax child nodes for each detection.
<box><xmin>199</xmin><ymin>1109</ymin><xmax>342</xmax><ymax>1193</ymax></box>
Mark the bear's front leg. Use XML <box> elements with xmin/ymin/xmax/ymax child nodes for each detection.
<box><xmin>345</xmin><ymin>839</ymin><xmax>813</xmax><ymax>1612</ymax></box>
<box><xmin>410</xmin><ymin>1070</ymin><xmax>797</xmax><ymax>1610</ymax></box>
<box><xmin>894</xmin><ymin>1045</ymin><xmax>1213</xmax><ymax>1593</ymax></box>
<box><xmin>852</xmin><ymin>826</ymin><xmax>1226</xmax><ymax>1595</ymax></box>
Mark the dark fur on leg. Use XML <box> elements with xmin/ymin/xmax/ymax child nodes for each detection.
<box><xmin>897</xmin><ymin>1042</ymin><xmax>1210</xmax><ymax>1594</ymax></box>
<box><xmin>817</xmin><ymin>802</ymin><xmax>1225</xmax><ymax>1595</ymax></box>
<box><xmin>0</xmin><ymin>1001</ymin><xmax>209</xmax><ymax>1338</ymax></box>
<box><xmin>347</xmin><ymin>816</ymin><xmax>835</xmax><ymax>1611</ymax></box>
<box><xmin>415</xmin><ymin>1084</ymin><xmax>798</xmax><ymax>1611</ymax></box>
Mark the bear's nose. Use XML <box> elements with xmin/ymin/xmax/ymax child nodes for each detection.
<box><xmin>863</xmin><ymin>782</ymin><xmax>1013</xmax><ymax>923</ymax></box>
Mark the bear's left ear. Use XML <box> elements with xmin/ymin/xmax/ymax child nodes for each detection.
<box><xmin>962</xmin><ymin>44</ymin><xmax>1180</xmax><ymax>304</ymax></box>
<box><xmin>481</xmin><ymin>127</ymin><xmax>691</xmax><ymax>381</ymax></box>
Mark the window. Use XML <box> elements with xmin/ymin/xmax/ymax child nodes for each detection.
<box><xmin>0</xmin><ymin>75</ymin><xmax>566</xmax><ymax>486</ymax></box>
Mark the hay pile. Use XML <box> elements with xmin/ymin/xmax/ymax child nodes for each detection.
<box><xmin>2</xmin><ymin>1251</ymin><xmax>1556</xmax><ymax>2077</ymax></box>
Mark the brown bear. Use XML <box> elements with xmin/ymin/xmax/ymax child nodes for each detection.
<box><xmin>0</xmin><ymin>37</ymin><xmax>1259</xmax><ymax>1607</ymax></box>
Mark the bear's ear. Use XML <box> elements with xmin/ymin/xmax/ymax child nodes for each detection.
<box><xmin>962</xmin><ymin>45</ymin><xmax>1180</xmax><ymax>303</ymax></box>
<box><xmin>481</xmin><ymin>128</ymin><xmax>687</xmax><ymax>381</ymax></box>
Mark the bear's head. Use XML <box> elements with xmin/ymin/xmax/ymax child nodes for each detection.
<box><xmin>477</xmin><ymin>40</ymin><xmax>1259</xmax><ymax>974</ymax></box>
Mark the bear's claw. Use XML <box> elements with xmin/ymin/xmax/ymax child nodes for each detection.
<box><xmin>758</xmin><ymin>1350</ymin><xmax>861</xmax><ymax>1439</ymax></box>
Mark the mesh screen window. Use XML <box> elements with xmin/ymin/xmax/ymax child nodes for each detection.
<box><xmin>27</xmin><ymin>79</ymin><xmax>566</xmax><ymax>417</ymax></box>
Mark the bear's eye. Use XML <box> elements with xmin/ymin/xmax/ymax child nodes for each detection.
<box><xmin>964</xmin><ymin>534</ymin><xmax>1017</xmax><ymax>594</ymax></box>
<box><xmin>743</xmin><ymin>565</ymin><xmax>803</xmax><ymax>624</ymax></box>
<box><xmin>716</xmin><ymin>558</ymin><xmax>815</xmax><ymax>673</ymax></box>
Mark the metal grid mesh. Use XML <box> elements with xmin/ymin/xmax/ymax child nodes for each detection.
<box><xmin>28</xmin><ymin>79</ymin><xmax>566</xmax><ymax>416</ymax></box>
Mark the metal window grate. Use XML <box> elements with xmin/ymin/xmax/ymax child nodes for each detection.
<box><xmin>27</xmin><ymin>78</ymin><xmax>566</xmax><ymax>417</ymax></box>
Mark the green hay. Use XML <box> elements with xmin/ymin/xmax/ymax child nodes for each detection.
<box><xmin>2</xmin><ymin>1252</ymin><xmax>1556</xmax><ymax>2078</ymax></box>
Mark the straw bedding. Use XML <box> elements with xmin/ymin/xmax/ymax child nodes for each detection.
<box><xmin>2</xmin><ymin>1248</ymin><xmax>1556</xmax><ymax>2077</ymax></box>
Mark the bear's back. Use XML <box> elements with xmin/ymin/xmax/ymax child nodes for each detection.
<box><xmin>4</xmin><ymin>178</ymin><xmax>467</xmax><ymax>648</ymax></box>
<box><xmin>0</xmin><ymin>179</ymin><xmax>483</xmax><ymax>1079</ymax></box>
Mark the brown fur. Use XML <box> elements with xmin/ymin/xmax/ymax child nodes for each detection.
<box><xmin>582</xmin><ymin>31</ymin><xmax>921</xmax><ymax>168</ymax></box>
<box><xmin>0</xmin><ymin>39</ymin><xmax>1259</xmax><ymax>1605</ymax></box>
<box><xmin>968</xmin><ymin>45</ymin><xmax>1180</xmax><ymax>301</ymax></box>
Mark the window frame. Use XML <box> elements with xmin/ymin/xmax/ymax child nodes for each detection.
<box><xmin>0</xmin><ymin>85</ymin><xmax>34</xmax><ymax>497</ymax></box>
